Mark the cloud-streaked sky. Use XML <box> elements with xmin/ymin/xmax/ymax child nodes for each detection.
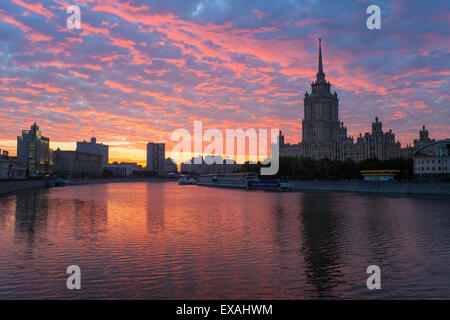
<box><xmin>0</xmin><ymin>0</ymin><xmax>449</xmax><ymax>164</ymax></box>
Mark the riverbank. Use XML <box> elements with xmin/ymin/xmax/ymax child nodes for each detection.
<box><xmin>0</xmin><ymin>178</ymin><xmax>172</xmax><ymax>195</ymax></box>
<box><xmin>0</xmin><ymin>180</ymin><xmax>46</xmax><ymax>195</ymax></box>
<box><xmin>290</xmin><ymin>181</ymin><xmax>450</xmax><ymax>196</ymax></box>
<box><xmin>2</xmin><ymin>178</ymin><xmax>450</xmax><ymax>196</ymax></box>
<box><xmin>68</xmin><ymin>178</ymin><xmax>173</xmax><ymax>186</ymax></box>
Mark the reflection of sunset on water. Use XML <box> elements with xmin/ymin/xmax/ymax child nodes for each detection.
<box><xmin>0</xmin><ymin>182</ymin><xmax>449</xmax><ymax>299</ymax></box>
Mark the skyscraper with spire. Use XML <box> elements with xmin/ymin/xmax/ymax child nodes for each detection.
<box><xmin>302</xmin><ymin>38</ymin><xmax>346</xmax><ymax>144</ymax></box>
<box><xmin>279</xmin><ymin>39</ymin><xmax>407</xmax><ymax>162</ymax></box>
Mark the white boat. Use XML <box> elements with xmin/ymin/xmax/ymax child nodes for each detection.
<box><xmin>196</xmin><ymin>172</ymin><xmax>259</xmax><ymax>189</ymax></box>
<box><xmin>188</xmin><ymin>177</ymin><xmax>197</xmax><ymax>184</ymax></box>
<box><xmin>279</xmin><ymin>182</ymin><xmax>292</xmax><ymax>191</ymax></box>
<box><xmin>178</xmin><ymin>176</ymin><xmax>190</xmax><ymax>185</ymax></box>
<box><xmin>248</xmin><ymin>180</ymin><xmax>292</xmax><ymax>192</ymax></box>
<box><xmin>178</xmin><ymin>176</ymin><xmax>197</xmax><ymax>185</ymax></box>
<box><xmin>196</xmin><ymin>172</ymin><xmax>292</xmax><ymax>191</ymax></box>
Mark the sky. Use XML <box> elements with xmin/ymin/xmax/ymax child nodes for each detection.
<box><xmin>0</xmin><ymin>0</ymin><xmax>449</xmax><ymax>165</ymax></box>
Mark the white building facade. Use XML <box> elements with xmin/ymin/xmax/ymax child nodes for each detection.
<box><xmin>76</xmin><ymin>137</ymin><xmax>109</xmax><ymax>165</ymax></box>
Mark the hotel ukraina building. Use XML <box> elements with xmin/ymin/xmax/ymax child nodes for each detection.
<box><xmin>279</xmin><ymin>39</ymin><xmax>431</xmax><ymax>162</ymax></box>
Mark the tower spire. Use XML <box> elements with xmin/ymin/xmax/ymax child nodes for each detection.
<box><xmin>317</xmin><ymin>38</ymin><xmax>325</xmax><ymax>82</ymax></box>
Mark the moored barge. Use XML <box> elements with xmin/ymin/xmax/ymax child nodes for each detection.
<box><xmin>196</xmin><ymin>172</ymin><xmax>291</xmax><ymax>191</ymax></box>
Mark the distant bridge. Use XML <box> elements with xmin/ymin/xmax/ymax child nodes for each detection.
<box><xmin>413</xmin><ymin>139</ymin><xmax>450</xmax><ymax>155</ymax></box>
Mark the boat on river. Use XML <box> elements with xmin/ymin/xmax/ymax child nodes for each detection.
<box><xmin>55</xmin><ymin>177</ymin><xmax>67</xmax><ymax>187</ymax></box>
<box><xmin>197</xmin><ymin>172</ymin><xmax>258</xmax><ymax>189</ymax></box>
<box><xmin>196</xmin><ymin>172</ymin><xmax>291</xmax><ymax>191</ymax></box>
<box><xmin>248</xmin><ymin>180</ymin><xmax>292</xmax><ymax>192</ymax></box>
<box><xmin>45</xmin><ymin>178</ymin><xmax>56</xmax><ymax>188</ymax></box>
<box><xmin>178</xmin><ymin>175</ymin><xmax>197</xmax><ymax>185</ymax></box>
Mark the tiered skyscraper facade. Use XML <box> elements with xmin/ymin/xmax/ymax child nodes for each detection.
<box><xmin>280</xmin><ymin>40</ymin><xmax>421</xmax><ymax>162</ymax></box>
<box><xmin>302</xmin><ymin>39</ymin><xmax>343</xmax><ymax>144</ymax></box>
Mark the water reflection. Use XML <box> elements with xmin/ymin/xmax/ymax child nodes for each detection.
<box><xmin>299</xmin><ymin>193</ymin><xmax>344</xmax><ymax>297</ymax></box>
<box><xmin>0</xmin><ymin>194</ymin><xmax>15</xmax><ymax>229</ymax></box>
<box><xmin>0</xmin><ymin>182</ymin><xmax>449</xmax><ymax>299</ymax></box>
<box><xmin>14</xmin><ymin>189</ymin><xmax>50</xmax><ymax>249</ymax></box>
<box><xmin>73</xmin><ymin>198</ymin><xmax>108</xmax><ymax>240</ymax></box>
<box><xmin>145</xmin><ymin>183</ymin><xmax>166</xmax><ymax>234</ymax></box>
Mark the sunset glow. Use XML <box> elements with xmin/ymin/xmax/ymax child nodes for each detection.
<box><xmin>0</xmin><ymin>0</ymin><xmax>449</xmax><ymax>165</ymax></box>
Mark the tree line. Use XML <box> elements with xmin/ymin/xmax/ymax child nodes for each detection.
<box><xmin>238</xmin><ymin>157</ymin><xmax>414</xmax><ymax>181</ymax></box>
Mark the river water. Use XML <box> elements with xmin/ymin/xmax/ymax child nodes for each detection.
<box><xmin>0</xmin><ymin>182</ymin><xmax>449</xmax><ymax>299</ymax></box>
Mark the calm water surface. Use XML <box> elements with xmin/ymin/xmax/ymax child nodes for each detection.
<box><xmin>0</xmin><ymin>182</ymin><xmax>449</xmax><ymax>299</ymax></box>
